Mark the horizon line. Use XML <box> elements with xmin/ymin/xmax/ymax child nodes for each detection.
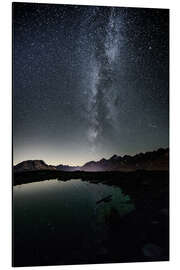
<box><xmin>13</xmin><ymin>146</ymin><xmax>169</xmax><ymax>167</ymax></box>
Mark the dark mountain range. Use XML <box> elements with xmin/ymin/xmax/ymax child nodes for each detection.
<box><xmin>81</xmin><ymin>148</ymin><xmax>169</xmax><ymax>171</ymax></box>
<box><xmin>13</xmin><ymin>160</ymin><xmax>56</xmax><ymax>173</ymax></box>
<box><xmin>14</xmin><ymin>148</ymin><xmax>169</xmax><ymax>173</ymax></box>
<box><xmin>56</xmin><ymin>164</ymin><xmax>81</xmax><ymax>171</ymax></box>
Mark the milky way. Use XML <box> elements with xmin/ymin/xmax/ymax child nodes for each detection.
<box><xmin>84</xmin><ymin>7</ymin><xmax>121</xmax><ymax>151</ymax></box>
<box><xmin>13</xmin><ymin>3</ymin><xmax>169</xmax><ymax>165</ymax></box>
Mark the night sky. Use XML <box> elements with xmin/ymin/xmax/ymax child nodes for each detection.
<box><xmin>13</xmin><ymin>3</ymin><xmax>169</xmax><ymax>166</ymax></box>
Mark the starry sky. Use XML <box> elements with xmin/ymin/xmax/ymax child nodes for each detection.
<box><xmin>13</xmin><ymin>3</ymin><xmax>169</xmax><ymax>166</ymax></box>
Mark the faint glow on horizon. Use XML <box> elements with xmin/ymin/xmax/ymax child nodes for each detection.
<box><xmin>13</xmin><ymin>144</ymin><xmax>167</xmax><ymax>166</ymax></box>
<box><xmin>13</xmin><ymin>145</ymin><xmax>112</xmax><ymax>166</ymax></box>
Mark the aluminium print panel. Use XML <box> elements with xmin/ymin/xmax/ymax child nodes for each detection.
<box><xmin>13</xmin><ymin>2</ymin><xmax>169</xmax><ymax>267</ymax></box>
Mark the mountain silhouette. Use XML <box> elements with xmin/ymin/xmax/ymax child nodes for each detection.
<box><xmin>14</xmin><ymin>148</ymin><xmax>169</xmax><ymax>173</ymax></box>
<box><xmin>81</xmin><ymin>148</ymin><xmax>169</xmax><ymax>171</ymax></box>
<box><xmin>14</xmin><ymin>160</ymin><xmax>56</xmax><ymax>173</ymax></box>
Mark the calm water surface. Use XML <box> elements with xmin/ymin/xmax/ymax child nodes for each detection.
<box><xmin>13</xmin><ymin>179</ymin><xmax>135</xmax><ymax>265</ymax></box>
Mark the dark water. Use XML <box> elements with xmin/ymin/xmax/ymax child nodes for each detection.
<box><xmin>13</xmin><ymin>179</ymin><xmax>135</xmax><ymax>266</ymax></box>
<box><xmin>13</xmin><ymin>177</ymin><xmax>169</xmax><ymax>266</ymax></box>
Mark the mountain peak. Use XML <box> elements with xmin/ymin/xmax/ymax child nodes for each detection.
<box><xmin>110</xmin><ymin>154</ymin><xmax>118</xmax><ymax>160</ymax></box>
<box><xmin>81</xmin><ymin>148</ymin><xmax>169</xmax><ymax>172</ymax></box>
<box><xmin>14</xmin><ymin>148</ymin><xmax>169</xmax><ymax>173</ymax></box>
<box><xmin>14</xmin><ymin>160</ymin><xmax>56</xmax><ymax>173</ymax></box>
